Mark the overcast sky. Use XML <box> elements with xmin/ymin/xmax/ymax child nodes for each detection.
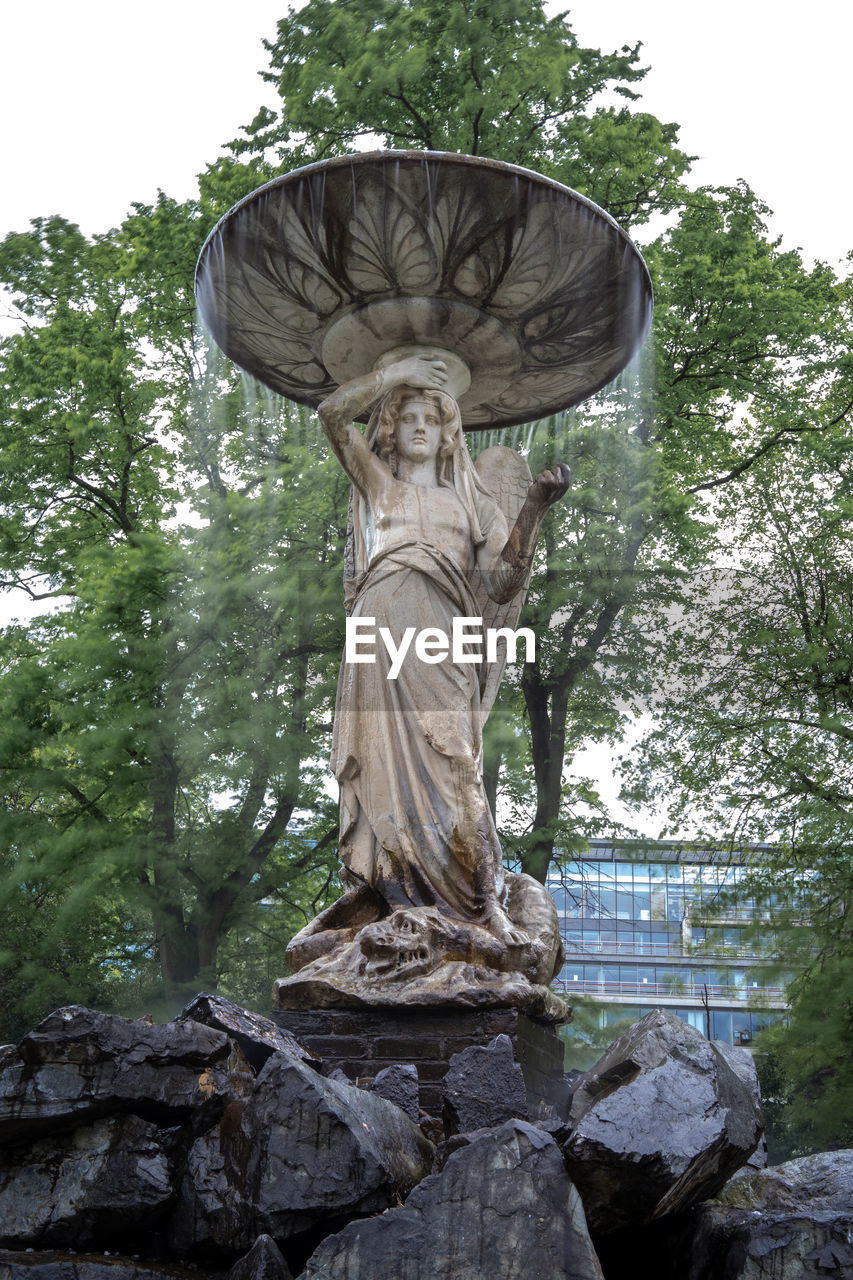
<box><xmin>1</xmin><ymin>1</ymin><xmax>850</xmax><ymax>266</ymax></box>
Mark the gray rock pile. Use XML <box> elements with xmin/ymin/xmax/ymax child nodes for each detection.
<box><xmin>1</xmin><ymin>1000</ymin><xmax>849</xmax><ymax>1280</ymax></box>
<box><xmin>559</xmin><ymin>1008</ymin><xmax>765</xmax><ymax>1233</ymax></box>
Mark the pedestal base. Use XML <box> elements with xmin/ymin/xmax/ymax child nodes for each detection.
<box><xmin>270</xmin><ymin>1005</ymin><xmax>570</xmax><ymax>1118</ymax></box>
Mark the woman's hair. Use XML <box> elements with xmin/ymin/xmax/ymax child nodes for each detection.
<box><xmin>370</xmin><ymin>387</ymin><xmax>461</xmax><ymax>472</ymax></box>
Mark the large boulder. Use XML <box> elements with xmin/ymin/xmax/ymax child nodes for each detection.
<box><xmin>179</xmin><ymin>995</ymin><xmax>318</xmax><ymax>1075</ymax></box>
<box><xmin>559</xmin><ymin>1009</ymin><xmax>764</xmax><ymax>1234</ymax></box>
<box><xmin>0</xmin><ymin>1115</ymin><xmax>179</xmax><ymax>1251</ymax></box>
<box><xmin>300</xmin><ymin>1119</ymin><xmax>604</xmax><ymax>1279</ymax></box>
<box><xmin>169</xmin><ymin>1051</ymin><xmax>434</xmax><ymax>1255</ymax></box>
<box><xmin>0</xmin><ymin>1007</ymin><xmax>252</xmax><ymax>1146</ymax></box>
<box><xmin>674</xmin><ymin>1152</ymin><xmax>853</xmax><ymax>1277</ymax></box>
<box><xmin>714</xmin><ymin>1039</ymin><xmax>767</xmax><ymax>1171</ymax></box>
<box><xmin>441</xmin><ymin>1034</ymin><xmax>527</xmax><ymax>1135</ymax></box>
<box><xmin>716</xmin><ymin>1149</ymin><xmax>853</xmax><ymax>1214</ymax></box>
<box><xmin>671</xmin><ymin>1152</ymin><xmax>853</xmax><ymax>1280</ymax></box>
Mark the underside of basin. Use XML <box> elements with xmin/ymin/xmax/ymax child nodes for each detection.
<box><xmin>195</xmin><ymin>150</ymin><xmax>653</xmax><ymax>430</ymax></box>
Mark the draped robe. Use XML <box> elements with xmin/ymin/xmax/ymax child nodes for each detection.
<box><xmin>331</xmin><ymin>471</ymin><xmax>507</xmax><ymax>926</ymax></box>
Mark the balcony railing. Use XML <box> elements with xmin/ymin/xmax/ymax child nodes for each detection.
<box><xmin>562</xmin><ymin>939</ymin><xmax>764</xmax><ymax>961</ymax></box>
<box><xmin>553</xmin><ymin>978</ymin><xmax>786</xmax><ymax>1003</ymax></box>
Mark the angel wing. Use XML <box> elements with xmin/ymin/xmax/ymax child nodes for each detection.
<box><xmin>471</xmin><ymin>445</ymin><xmax>534</xmax><ymax>725</ymax></box>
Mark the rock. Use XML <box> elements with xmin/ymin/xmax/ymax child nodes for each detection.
<box><xmin>367</xmin><ymin>1064</ymin><xmax>419</xmax><ymax>1122</ymax></box>
<box><xmin>323</xmin><ymin>1068</ymin><xmax>351</xmax><ymax>1086</ymax></box>
<box><xmin>300</xmin><ymin>1119</ymin><xmax>604</xmax><ymax>1279</ymax></box>
<box><xmin>430</xmin><ymin>1132</ymin><xmax>480</xmax><ymax>1175</ymax></box>
<box><xmin>626</xmin><ymin>1157</ymin><xmax>853</xmax><ymax>1279</ymax></box>
<box><xmin>179</xmin><ymin>995</ymin><xmax>319</xmax><ymax>1075</ymax></box>
<box><xmin>673</xmin><ymin>1203</ymin><xmax>853</xmax><ymax>1279</ymax></box>
<box><xmin>0</xmin><ymin>1115</ymin><xmax>179</xmax><ymax>1251</ymax></box>
<box><xmin>170</xmin><ymin>1051</ymin><xmax>434</xmax><ymax>1254</ymax></box>
<box><xmin>560</xmin><ymin>1009</ymin><xmax>764</xmax><ymax>1234</ymax></box>
<box><xmin>226</xmin><ymin>1235</ymin><xmax>293</xmax><ymax>1280</ymax></box>
<box><xmin>714</xmin><ymin>1040</ymin><xmax>767</xmax><ymax>1171</ymax></box>
<box><xmin>441</xmin><ymin>1034</ymin><xmax>527</xmax><ymax>1135</ymax></box>
<box><xmin>0</xmin><ymin>1007</ymin><xmax>252</xmax><ymax>1146</ymax></box>
<box><xmin>0</xmin><ymin>1251</ymin><xmax>198</xmax><ymax>1280</ymax></box>
<box><xmin>716</xmin><ymin>1150</ymin><xmax>853</xmax><ymax>1214</ymax></box>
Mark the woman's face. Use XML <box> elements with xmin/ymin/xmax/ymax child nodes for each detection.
<box><xmin>395</xmin><ymin>396</ymin><xmax>443</xmax><ymax>465</ymax></box>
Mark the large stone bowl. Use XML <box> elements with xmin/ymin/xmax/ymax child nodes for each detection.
<box><xmin>195</xmin><ymin>150</ymin><xmax>652</xmax><ymax>430</ymax></box>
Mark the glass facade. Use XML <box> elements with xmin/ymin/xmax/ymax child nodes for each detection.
<box><xmin>548</xmin><ymin>840</ymin><xmax>786</xmax><ymax>1048</ymax></box>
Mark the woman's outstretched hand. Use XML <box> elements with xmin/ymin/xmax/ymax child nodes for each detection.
<box><xmin>529</xmin><ymin>463</ymin><xmax>571</xmax><ymax>509</ymax></box>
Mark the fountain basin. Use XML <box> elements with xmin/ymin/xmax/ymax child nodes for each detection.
<box><xmin>195</xmin><ymin>150</ymin><xmax>652</xmax><ymax>429</ymax></box>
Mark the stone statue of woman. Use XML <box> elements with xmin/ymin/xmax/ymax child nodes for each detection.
<box><xmin>277</xmin><ymin>351</ymin><xmax>571</xmax><ymax>1017</ymax></box>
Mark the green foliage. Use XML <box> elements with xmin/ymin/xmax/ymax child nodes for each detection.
<box><xmin>236</xmin><ymin>0</ymin><xmax>691</xmax><ymax>226</ymax></box>
<box><xmin>0</xmin><ymin>195</ymin><xmax>348</xmax><ymax>1013</ymax></box>
<box><xmin>1</xmin><ymin>8</ymin><xmax>851</xmax><ymax>1163</ymax></box>
<box><xmin>757</xmin><ymin>947</ymin><xmax>853</xmax><ymax>1160</ymax></box>
<box><xmin>619</xmin><ymin>265</ymin><xmax>853</xmax><ymax>1150</ymax></box>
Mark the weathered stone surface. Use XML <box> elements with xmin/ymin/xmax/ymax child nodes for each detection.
<box><xmin>441</xmin><ymin>1033</ymin><xmax>527</xmax><ymax>1135</ymax></box>
<box><xmin>0</xmin><ymin>1252</ymin><xmax>198</xmax><ymax>1280</ymax></box>
<box><xmin>716</xmin><ymin>1150</ymin><xmax>853</xmax><ymax>1214</ymax></box>
<box><xmin>170</xmin><ymin>1051</ymin><xmax>433</xmax><ymax>1254</ymax></box>
<box><xmin>0</xmin><ymin>1007</ymin><xmax>252</xmax><ymax>1145</ymax></box>
<box><xmin>367</xmin><ymin>1064</ymin><xmax>419</xmax><ymax>1122</ymax></box>
<box><xmin>179</xmin><ymin>994</ymin><xmax>318</xmax><ymax>1075</ymax></box>
<box><xmin>560</xmin><ymin>1009</ymin><xmax>763</xmax><ymax>1234</ymax></box>
<box><xmin>300</xmin><ymin>1119</ymin><xmax>604</xmax><ymax>1279</ymax></box>
<box><xmin>273</xmin><ymin>1006</ymin><xmax>568</xmax><ymax>1119</ymax></box>
<box><xmin>714</xmin><ymin>1039</ymin><xmax>767</xmax><ymax>1171</ymax></box>
<box><xmin>675</xmin><ymin>1203</ymin><xmax>853</xmax><ymax>1279</ymax></box>
<box><xmin>226</xmin><ymin>1235</ymin><xmax>293</xmax><ymax>1280</ymax></box>
<box><xmin>0</xmin><ymin>1115</ymin><xmax>178</xmax><ymax>1250</ymax></box>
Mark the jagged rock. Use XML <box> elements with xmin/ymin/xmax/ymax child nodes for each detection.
<box><xmin>674</xmin><ymin>1203</ymin><xmax>853</xmax><ymax>1279</ymax></box>
<box><xmin>714</xmin><ymin>1040</ymin><xmax>767</xmax><ymax>1171</ymax></box>
<box><xmin>560</xmin><ymin>1009</ymin><xmax>764</xmax><ymax>1234</ymax></box>
<box><xmin>169</xmin><ymin>1051</ymin><xmax>434</xmax><ymax>1254</ymax></box>
<box><xmin>0</xmin><ymin>1007</ymin><xmax>252</xmax><ymax>1146</ymax></box>
<box><xmin>226</xmin><ymin>1234</ymin><xmax>293</xmax><ymax>1280</ymax></box>
<box><xmin>441</xmin><ymin>1033</ymin><xmax>527</xmax><ymax>1135</ymax></box>
<box><xmin>179</xmin><ymin>995</ymin><xmax>318</xmax><ymax>1075</ymax></box>
<box><xmin>367</xmin><ymin>1064</ymin><xmax>419</xmax><ymax>1122</ymax></box>
<box><xmin>323</xmin><ymin>1068</ymin><xmax>351</xmax><ymax>1085</ymax></box>
<box><xmin>716</xmin><ymin>1150</ymin><xmax>853</xmax><ymax>1214</ymax></box>
<box><xmin>0</xmin><ymin>1115</ymin><xmax>179</xmax><ymax>1250</ymax></box>
<box><xmin>0</xmin><ymin>1251</ymin><xmax>198</xmax><ymax>1280</ymax></box>
<box><xmin>300</xmin><ymin>1119</ymin><xmax>604</xmax><ymax>1279</ymax></box>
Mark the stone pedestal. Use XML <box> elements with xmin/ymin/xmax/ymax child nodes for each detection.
<box><xmin>270</xmin><ymin>1005</ymin><xmax>569</xmax><ymax>1118</ymax></box>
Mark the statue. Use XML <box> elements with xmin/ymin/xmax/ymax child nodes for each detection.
<box><xmin>274</xmin><ymin>349</ymin><xmax>571</xmax><ymax>1018</ymax></box>
<box><xmin>193</xmin><ymin>150</ymin><xmax>653</xmax><ymax>1020</ymax></box>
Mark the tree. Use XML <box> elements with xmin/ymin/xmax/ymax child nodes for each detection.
<box><xmin>0</xmin><ymin>203</ymin><xmax>347</xmax><ymax>1015</ymax></box>
<box><xmin>2</xmin><ymin>2</ymin><xmax>849</xmax><ymax>1049</ymax></box>
<box><xmin>236</xmin><ymin>0</ymin><xmax>690</xmax><ymax>228</ymax></box>
<box><xmin>619</xmin><ymin>289</ymin><xmax>853</xmax><ymax>1148</ymax></box>
<box><xmin>234</xmin><ymin>0</ymin><xmax>845</xmax><ymax>886</ymax></box>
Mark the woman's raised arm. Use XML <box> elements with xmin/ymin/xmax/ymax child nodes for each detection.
<box><xmin>317</xmin><ymin>356</ymin><xmax>449</xmax><ymax>494</ymax></box>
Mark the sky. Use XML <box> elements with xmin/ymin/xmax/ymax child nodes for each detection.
<box><xmin>1</xmin><ymin>1</ymin><xmax>850</xmax><ymax>265</ymax></box>
<box><xmin>1</xmin><ymin>0</ymin><xmax>850</xmax><ymax>833</ymax></box>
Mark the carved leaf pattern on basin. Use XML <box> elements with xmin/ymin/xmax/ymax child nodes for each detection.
<box><xmin>347</xmin><ymin>199</ymin><xmax>437</xmax><ymax>296</ymax></box>
<box><xmin>196</xmin><ymin>152</ymin><xmax>652</xmax><ymax>427</ymax></box>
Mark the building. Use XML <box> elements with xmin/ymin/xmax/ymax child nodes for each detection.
<box><xmin>548</xmin><ymin>839</ymin><xmax>787</xmax><ymax>1050</ymax></box>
